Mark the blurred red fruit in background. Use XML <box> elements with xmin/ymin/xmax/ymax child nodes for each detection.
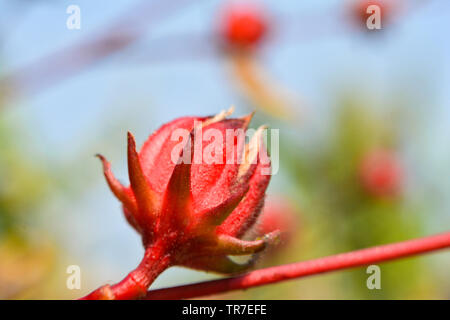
<box><xmin>359</xmin><ymin>149</ymin><xmax>403</xmax><ymax>198</ymax></box>
<box><xmin>350</xmin><ymin>0</ymin><xmax>395</xmax><ymax>30</ymax></box>
<box><xmin>256</xmin><ymin>196</ymin><xmax>299</xmax><ymax>246</ymax></box>
<box><xmin>218</xmin><ymin>2</ymin><xmax>269</xmax><ymax>50</ymax></box>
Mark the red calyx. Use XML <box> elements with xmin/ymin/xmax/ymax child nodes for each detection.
<box><xmin>83</xmin><ymin>108</ymin><xmax>279</xmax><ymax>299</ymax></box>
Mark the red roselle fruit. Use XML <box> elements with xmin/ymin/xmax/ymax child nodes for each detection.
<box><xmin>359</xmin><ymin>148</ymin><xmax>403</xmax><ymax>198</ymax></box>
<box><xmin>218</xmin><ymin>2</ymin><xmax>269</xmax><ymax>50</ymax></box>
<box><xmin>82</xmin><ymin>109</ymin><xmax>280</xmax><ymax>300</ymax></box>
<box><xmin>351</xmin><ymin>0</ymin><xmax>393</xmax><ymax>30</ymax></box>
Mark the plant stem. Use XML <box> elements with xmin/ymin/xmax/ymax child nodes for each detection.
<box><xmin>145</xmin><ymin>231</ymin><xmax>450</xmax><ymax>299</ymax></box>
<box><xmin>81</xmin><ymin>240</ymin><xmax>171</xmax><ymax>300</ymax></box>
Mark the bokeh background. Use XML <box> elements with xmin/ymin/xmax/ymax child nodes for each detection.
<box><xmin>0</xmin><ymin>0</ymin><xmax>449</xmax><ymax>299</ymax></box>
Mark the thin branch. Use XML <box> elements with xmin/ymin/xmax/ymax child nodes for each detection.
<box><xmin>145</xmin><ymin>231</ymin><xmax>450</xmax><ymax>299</ymax></box>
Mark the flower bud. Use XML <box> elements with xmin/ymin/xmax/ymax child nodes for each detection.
<box><xmin>97</xmin><ymin>108</ymin><xmax>279</xmax><ymax>275</ymax></box>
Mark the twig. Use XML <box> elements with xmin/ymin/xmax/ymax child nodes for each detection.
<box><xmin>145</xmin><ymin>231</ymin><xmax>450</xmax><ymax>299</ymax></box>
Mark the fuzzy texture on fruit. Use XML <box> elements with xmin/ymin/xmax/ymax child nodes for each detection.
<box><xmin>83</xmin><ymin>109</ymin><xmax>279</xmax><ymax>299</ymax></box>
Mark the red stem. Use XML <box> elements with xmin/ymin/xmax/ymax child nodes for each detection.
<box><xmin>145</xmin><ymin>231</ymin><xmax>450</xmax><ymax>299</ymax></box>
<box><xmin>81</xmin><ymin>240</ymin><xmax>171</xmax><ymax>300</ymax></box>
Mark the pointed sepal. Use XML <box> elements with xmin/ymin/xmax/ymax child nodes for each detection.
<box><xmin>127</xmin><ymin>132</ymin><xmax>158</xmax><ymax>230</ymax></box>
